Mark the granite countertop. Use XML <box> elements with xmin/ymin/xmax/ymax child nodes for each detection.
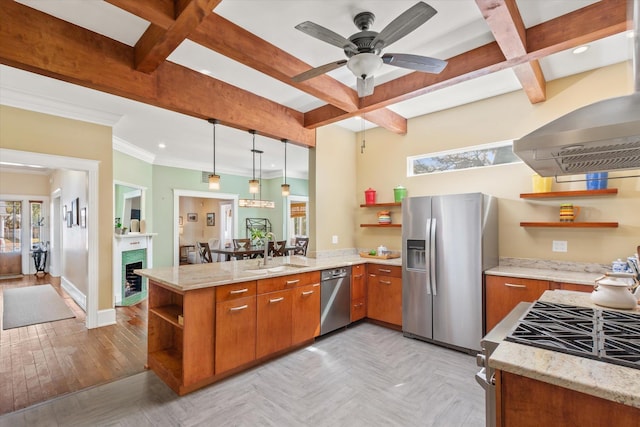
<box><xmin>489</xmin><ymin>290</ymin><xmax>640</xmax><ymax>409</ymax></box>
<box><xmin>135</xmin><ymin>255</ymin><xmax>402</xmax><ymax>292</ymax></box>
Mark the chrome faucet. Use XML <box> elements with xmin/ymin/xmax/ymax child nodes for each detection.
<box><xmin>263</xmin><ymin>232</ymin><xmax>276</xmax><ymax>265</ymax></box>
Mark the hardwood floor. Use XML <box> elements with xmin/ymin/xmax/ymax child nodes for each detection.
<box><xmin>0</xmin><ymin>275</ymin><xmax>147</xmax><ymax>416</ymax></box>
<box><xmin>0</xmin><ymin>322</ymin><xmax>484</xmax><ymax>426</ymax></box>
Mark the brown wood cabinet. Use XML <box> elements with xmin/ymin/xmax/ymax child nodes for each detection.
<box><xmin>351</xmin><ymin>264</ymin><xmax>366</xmax><ymax>322</ymax></box>
<box><xmin>256</xmin><ymin>289</ymin><xmax>292</xmax><ymax>358</ymax></box>
<box><xmin>292</xmin><ymin>283</ymin><xmax>321</xmax><ymax>344</ymax></box>
<box><xmin>215</xmin><ymin>292</ymin><xmax>256</xmax><ymax>374</ymax></box>
<box><xmin>485</xmin><ymin>275</ymin><xmax>550</xmax><ymax>332</ymax></box>
<box><xmin>551</xmin><ymin>281</ymin><xmax>593</xmax><ymax>293</ymax></box>
<box><xmin>367</xmin><ymin>264</ymin><xmax>402</xmax><ymax>326</ymax></box>
<box><xmin>496</xmin><ymin>370</ymin><xmax>640</xmax><ymax>426</ymax></box>
<box><xmin>147</xmin><ymin>281</ymin><xmax>215</xmax><ymax>395</ymax></box>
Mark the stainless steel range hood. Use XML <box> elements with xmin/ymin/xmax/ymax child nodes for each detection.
<box><xmin>513</xmin><ymin>0</ymin><xmax>640</xmax><ymax>177</ymax></box>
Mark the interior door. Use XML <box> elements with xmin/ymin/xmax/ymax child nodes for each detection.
<box><xmin>0</xmin><ymin>200</ymin><xmax>22</xmax><ymax>276</ymax></box>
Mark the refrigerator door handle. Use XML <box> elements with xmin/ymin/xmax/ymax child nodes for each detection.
<box><xmin>430</xmin><ymin>217</ymin><xmax>437</xmax><ymax>295</ymax></box>
<box><xmin>425</xmin><ymin>218</ymin><xmax>431</xmax><ymax>295</ymax></box>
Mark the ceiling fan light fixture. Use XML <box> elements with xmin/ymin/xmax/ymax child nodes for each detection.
<box><xmin>347</xmin><ymin>53</ymin><xmax>383</xmax><ymax>79</ymax></box>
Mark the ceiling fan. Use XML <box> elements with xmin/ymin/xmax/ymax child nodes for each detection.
<box><xmin>292</xmin><ymin>1</ymin><xmax>448</xmax><ymax>97</ymax></box>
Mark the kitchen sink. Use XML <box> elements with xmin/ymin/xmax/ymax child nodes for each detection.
<box><xmin>242</xmin><ymin>263</ymin><xmax>307</xmax><ymax>275</ymax></box>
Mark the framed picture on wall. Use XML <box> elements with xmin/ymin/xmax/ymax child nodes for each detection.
<box><xmin>206</xmin><ymin>212</ymin><xmax>215</xmax><ymax>226</ymax></box>
<box><xmin>81</xmin><ymin>207</ymin><xmax>87</xmax><ymax>228</ymax></box>
<box><xmin>71</xmin><ymin>197</ymin><xmax>79</xmax><ymax>225</ymax></box>
<box><xmin>187</xmin><ymin>213</ymin><xmax>198</xmax><ymax>222</ymax></box>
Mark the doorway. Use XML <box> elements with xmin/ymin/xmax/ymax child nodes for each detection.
<box><xmin>0</xmin><ymin>200</ymin><xmax>22</xmax><ymax>277</ymax></box>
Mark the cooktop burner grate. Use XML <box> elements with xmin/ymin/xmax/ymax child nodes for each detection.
<box><xmin>506</xmin><ymin>301</ymin><xmax>640</xmax><ymax>370</ymax></box>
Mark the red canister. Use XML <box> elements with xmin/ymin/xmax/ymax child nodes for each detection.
<box><xmin>364</xmin><ymin>188</ymin><xmax>376</xmax><ymax>204</ymax></box>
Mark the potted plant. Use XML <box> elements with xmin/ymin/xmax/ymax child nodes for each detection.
<box><xmin>250</xmin><ymin>228</ymin><xmax>267</xmax><ymax>246</ymax></box>
<box><xmin>114</xmin><ymin>218</ymin><xmax>128</xmax><ymax>235</ymax></box>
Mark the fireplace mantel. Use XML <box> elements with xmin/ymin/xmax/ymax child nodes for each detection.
<box><xmin>113</xmin><ymin>233</ymin><xmax>156</xmax><ymax>305</ymax></box>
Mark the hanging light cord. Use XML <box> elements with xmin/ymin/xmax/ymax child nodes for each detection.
<box><xmin>212</xmin><ymin>120</ymin><xmax>217</xmax><ymax>175</ymax></box>
<box><xmin>251</xmin><ymin>130</ymin><xmax>256</xmax><ymax>181</ymax></box>
<box><xmin>283</xmin><ymin>139</ymin><xmax>287</xmax><ymax>184</ymax></box>
<box><xmin>360</xmin><ymin>113</ymin><xmax>366</xmax><ymax>154</ymax></box>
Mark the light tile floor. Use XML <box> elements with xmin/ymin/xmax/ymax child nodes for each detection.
<box><xmin>0</xmin><ymin>322</ymin><xmax>484</xmax><ymax>426</ymax></box>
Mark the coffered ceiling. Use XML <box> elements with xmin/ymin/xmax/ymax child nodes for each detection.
<box><xmin>0</xmin><ymin>0</ymin><xmax>633</xmax><ymax>178</ymax></box>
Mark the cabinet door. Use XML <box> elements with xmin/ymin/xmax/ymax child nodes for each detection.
<box><xmin>352</xmin><ymin>265</ymin><xmax>366</xmax><ymax>300</ymax></box>
<box><xmin>351</xmin><ymin>298</ymin><xmax>366</xmax><ymax>322</ymax></box>
<box><xmin>292</xmin><ymin>283</ymin><xmax>320</xmax><ymax>344</ymax></box>
<box><xmin>486</xmin><ymin>276</ymin><xmax>550</xmax><ymax>332</ymax></box>
<box><xmin>215</xmin><ymin>296</ymin><xmax>256</xmax><ymax>374</ymax></box>
<box><xmin>256</xmin><ymin>290</ymin><xmax>292</xmax><ymax>359</ymax></box>
<box><xmin>367</xmin><ymin>274</ymin><xmax>402</xmax><ymax>326</ymax></box>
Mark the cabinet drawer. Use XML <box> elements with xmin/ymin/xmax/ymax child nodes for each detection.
<box><xmin>485</xmin><ymin>275</ymin><xmax>550</xmax><ymax>332</ymax></box>
<box><xmin>215</xmin><ymin>281</ymin><xmax>257</xmax><ymax>302</ymax></box>
<box><xmin>367</xmin><ymin>264</ymin><xmax>401</xmax><ymax>278</ymax></box>
<box><xmin>215</xmin><ymin>296</ymin><xmax>256</xmax><ymax>374</ymax></box>
<box><xmin>257</xmin><ymin>271</ymin><xmax>320</xmax><ymax>294</ymax></box>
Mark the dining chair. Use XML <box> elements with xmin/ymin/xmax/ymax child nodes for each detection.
<box><xmin>268</xmin><ymin>240</ymin><xmax>287</xmax><ymax>257</ymax></box>
<box><xmin>233</xmin><ymin>238</ymin><xmax>251</xmax><ymax>249</ymax></box>
<box><xmin>208</xmin><ymin>238</ymin><xmax>220</xmax><ymax>262</ymax></box>
<box><xmin>197</xmin><ymin>242</ymin><xmax>213</xmax><ymax>263</ymax></box>
<box><xmin>293</xmin><ymin>237</ymin><xmax>309</xmax><ymax>256</ymax></box>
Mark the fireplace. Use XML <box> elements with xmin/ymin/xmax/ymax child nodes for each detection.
<box><xmin>119</xmin><ymin>249</ymin><xmax>146</xmax><ymax>306</ymax></box>
<box><xmin>114</xmin><ymin>233</ymin><xmax>154</xmax><ymax>307</ymax></box>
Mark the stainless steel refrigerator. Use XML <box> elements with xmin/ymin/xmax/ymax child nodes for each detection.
<box><xmin>402</xmin><ymin>193</ymin><xmax>498</xmax><ymax>353</ymax></box>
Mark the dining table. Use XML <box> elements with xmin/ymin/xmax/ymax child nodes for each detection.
<box><xmin>211</xmin><ymin>245</ymin><xmax>296</xmax><ymax>262</ymax></box>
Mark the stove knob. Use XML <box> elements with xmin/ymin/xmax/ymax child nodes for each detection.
<box><xmin>476</xmin><ymin>353</ymin><xmax>486</xmax><ymax>368</ymax></box>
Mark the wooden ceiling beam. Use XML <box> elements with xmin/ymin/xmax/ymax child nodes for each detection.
<box><xmin>0</xmin><ymin>0</ymin><xmax>314</xmax><ymax>147</ymax></box>
<box><xmin>305</xmin><ymin>0</ymin><xmax>627</xmax><ymax>127</ymax></box>
<box><xmin>134</xmin><ymin>0</ymin><xmax>221</xmax><ymax>73</ymax></box>
<box><xmin>475</xmin><ymin>0</ymin><xmax>545</xmax><ymax>103</ymax></box>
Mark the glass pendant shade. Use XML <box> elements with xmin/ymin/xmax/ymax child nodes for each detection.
<box><xmin>281</xmin><ymin>183</ymin><xmax>290</xmax><ymax>196</ymax></box>
<box><xmin>347</xmin><ymin>53</ymin><xmax>383</xmax><ymax>78</ymax></box>
<box><xmin>249</xmin><ymin>179</ymin><xmax>260</xmax><ymax>193</ymax></box>
<box><xmin>208</xmin><ymin>174</ymin><xmax>220</xmax><ymax>190</ymax></box>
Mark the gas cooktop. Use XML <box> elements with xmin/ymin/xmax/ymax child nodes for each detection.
<box><xmin>506</xmin><ymin>301</ymin><xmax>640</xmax><ymax>370</ymax></box>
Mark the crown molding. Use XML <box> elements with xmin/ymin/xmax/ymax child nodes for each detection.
<box><xmin>112</xmin><ymin>136</ymin><xmax>156</xmax><ymax>164</ymax></box>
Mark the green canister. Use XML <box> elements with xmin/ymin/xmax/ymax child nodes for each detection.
<box><xmin>394</xmin><ymin>185</ymin><xmax>407</xmax><ymax>202</ymax></box>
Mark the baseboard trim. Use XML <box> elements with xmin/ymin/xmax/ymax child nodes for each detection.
<box><xmin>97</xmin><ymin>308</ymin><xmax>116</xmax><ymax>327</ymax></box>
<box><xmin>61</xmin><ymin>276</ymin><xmax>87</xmax><ymax>311</ymax></box>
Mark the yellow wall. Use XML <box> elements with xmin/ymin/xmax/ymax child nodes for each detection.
<box><xmin>354</xmin><ymin>62</ymin><xmax>640</xmax><ymax>264</ymax></box>
<box><xmin>0</xmin><ymin>105</ymin><xmax>114</xmax><ymax>309</ymax></box>
<box><xmin>0</xmin><ymin>171</ymin><xmax>50</xmax><ymax>195</ymax></box>
<box><xmin>313</xmin><ymin>125</ymin><xmax>357</xmax><ymax>254</ymax></box>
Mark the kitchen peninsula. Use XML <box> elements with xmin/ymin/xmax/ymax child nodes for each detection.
<box><xmin>489</xmin><ymin>290</ymin><xmax>640</xmax><ymax>426</ymax></box>
<box><xmin>135</xmin><ymin>255</ymin><xmax>401</xmax><ymax>395</ymax></box>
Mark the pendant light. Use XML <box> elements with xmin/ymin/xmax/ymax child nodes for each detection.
<box><xmin>281</xmin><ymin>138</ymin><xmax>290</xmax><ymax>196</ymax></box>
<box><xmin>248</xmin><ymin>130</ymin><xmax>259</xmax><ymax>194</ymax></box>
<box><xmin>207</xmin><ymin>118</ymin><xmax>220</xmax><ymax>190</ymax></box>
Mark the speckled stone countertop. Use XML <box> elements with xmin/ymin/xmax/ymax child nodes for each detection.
<box><xmin>135</xmin><ymin>255</ymin><xmax>402</xmax><ymax>292</ymax></box>
<box><xmin>485</xmin><ymin>257</ymin><xmax>608</xmax><ymax>286</ymax></box>
<box><xmin>489</xmin><ymin>290</ymin><xmax>640</xmax><ymax>409</ymax></box>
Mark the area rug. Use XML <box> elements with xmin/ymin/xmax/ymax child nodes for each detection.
<box><xmin>2</xmin><ymin>284</ymin><xmax>75</xmax><ymax>330</ymax></box>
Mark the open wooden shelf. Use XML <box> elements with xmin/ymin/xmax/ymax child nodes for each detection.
<box><xmin>148</xmin><ymin>348</ymin><xmax>182</xmax><ymax>386</ymax></box>
<box><xmin>150</xmin><ymin>304</ymin><xmax>184</xmax><ymax>329</ymax></box>
<box><xmin>360</xmin><ymin>202</ymin><xmax>402</xmax><ymax>207</ymax></box>
<box><xmin>520</xmin><ymin>189</ymin><xmax>617</xmax><ymax>199</ymax></box>
<box><xmin>520</xmin><ymin>221</ymin><xmax>619</xmax><ymax>228</ymax></box>
<box><xmin>360</xmin><ymin>224</ymin><xmax>402</xmax><ymax>228</ymax></box>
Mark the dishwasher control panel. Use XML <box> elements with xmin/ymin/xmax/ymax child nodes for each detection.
<box><xmin>321</xmin><ymin>267</ymin><xmax>350</xmax><ymax>281</ymax></box>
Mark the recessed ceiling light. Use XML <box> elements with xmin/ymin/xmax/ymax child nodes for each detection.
<box><xmin>572</xmin><ymin>45</ymin><xmax>589</xmax><ymax>54</ymax></box>
<box><xmin>354</xmin><ymin>116</ymin><xmax>361</xmax><ymax>120</ymax></box>
<box><xmin>158</xmin><ymin>143</ymin><xmax>166</xmax><ymax>149</ymax></box>
<box><xmin>627</xmin><ymin>30</ymin><xmax>635</xmax><ymax>39</ymax></box>
<box><xmin>199</xmin><ymin>69</ymin><xmax>212</xmax><ymax>75</ymax></box>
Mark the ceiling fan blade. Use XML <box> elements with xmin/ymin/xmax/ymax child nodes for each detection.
<box><xmin>295</xmin><ymin>21</ymin><xmax>358</xmax><ymax>53</ymax></box>
<box><xmin>357</xmin><ymin>76</ymin><xmax>375</xmax><ymax>97</ymax></box>
<box><xmin>382</xmin><ymin>53</ymin><xmax>447</xmax><ymax>73</ymax></box>
<box><xmin>292</xmin><ymin>60</ymin><xmax>348</xmax><ymax>82</ymax></box>
<box><xmin>371</xmin><ymin>2</ymin><xmax>437</xmax><ymax>50</ymax></box>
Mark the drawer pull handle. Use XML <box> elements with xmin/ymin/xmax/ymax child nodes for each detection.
<box><xmin>379</xmin><ymin>268</ymin><xmax>392</xmax><ymax>273</ymax></box>
<box><xmin>229</xmin><ymin>304</ymin><xmax>248</xmax><ymax>312</ymax></box>
<box><xmin>354</xmin><ymin>274</ymin><xmax>364</xmax><ymax>278</ymax></box>
<box><xmin>504</xmin><ymin>283</ymin><xmax>527</xmax><ymax>288</ymax></box>
<box><xmin>302</xmin><ymin>290</ymin><xmax>314</xmax><ymax>296</ymax></box>
<box><xmin>380</xmin><ymin>280</ymin><xmax>392</xmax><ymax>285</ymax></box>
<box><xmin>269</xmin><ymin>297</ymin><xmax>285</xmax><ymax>303</ymax></box>
<box><xmin>286</xmin><ymin>279</ymin><xmax>300</xmax><ymax>285</ymax></box>
<box><xmin>229</xmin><ymin>288</ymin><xmax>249</xmax><ymax>294</ymax></box>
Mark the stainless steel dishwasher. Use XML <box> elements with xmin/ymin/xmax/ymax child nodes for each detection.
<box><xmin>320</xmin><ymin>266</ymin><xmax>351</xmax><ymax>335</ymax></box>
